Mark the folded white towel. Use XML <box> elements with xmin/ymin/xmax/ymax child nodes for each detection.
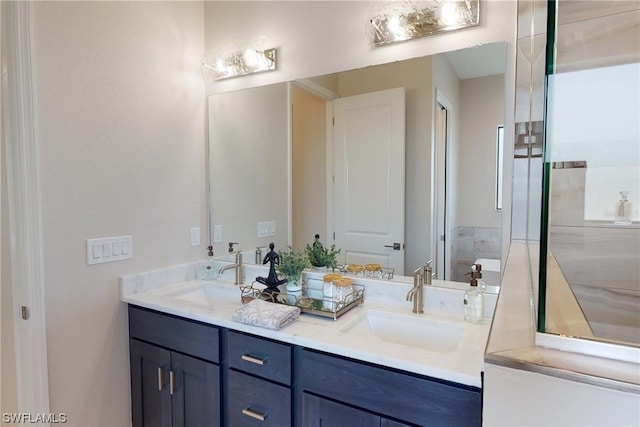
<box><xmin>232</xmin><ymin>299</ymin><xmax>301</xmax><ymax>330</ymax></box>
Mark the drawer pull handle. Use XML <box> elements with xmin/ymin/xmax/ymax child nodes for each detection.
<box><xmin>157</xmin><ymin>367</ymin><xmax>163</xmax><ymax>391</ymax></box>
<box><xmin>169</xmin><ymin>370</ymin><xmax>175</xmax><ymax>395</ymax></box>
<box><xmin>241</xmin><ymin>354</ymin><xmax>265</xmax><ymax>366</ymax></box>
<box><xmin>242</xmin><ymin>407</ymin><xmax>266</xmax><ymax>421</ymax></box>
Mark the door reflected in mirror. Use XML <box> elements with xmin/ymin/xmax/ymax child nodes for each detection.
<box><xmin>208</xmin><ymin>42</ymin><xmax>506</xmax><ymax>283</ymax></box>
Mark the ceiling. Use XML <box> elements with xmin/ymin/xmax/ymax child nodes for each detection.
<box><xmin>444</xmin><ymin>42</ymin><xmax>507</xmax><ymax>80</ymax></box>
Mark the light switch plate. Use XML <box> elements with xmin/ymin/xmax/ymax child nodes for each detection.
<box><xmin>190</xmin><ymin>227</ymin><xmax>200</xmax><ymax>247</ymax></box>
<box><xmin>87</xmin><ymin>235</ymin><xmax>133</xmax><ymax>265</ymax></box>
<box><xmin>213</xmin><ymin>225</ymin><xmax>223</xmax><ymax>243</ymax></box>
<box><xmin>257</xmin><ymin>220</ymin><xmax>276</xmax><ymax>237</ymax></box>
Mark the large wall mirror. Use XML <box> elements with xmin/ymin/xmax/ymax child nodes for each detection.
<box><xmin>209</xmin><ymin>42</ymin><xmax>507</xmax><ymax>283</ymax></box>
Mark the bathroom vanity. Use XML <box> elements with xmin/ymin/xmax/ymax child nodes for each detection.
<box><xmin>122</xmin><ymin>263</ymin><xmax>494</xmax><ymax>426</ymax></box>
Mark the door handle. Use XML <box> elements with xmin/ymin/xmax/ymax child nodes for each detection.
<box><xmin>383</xmin><ymin>243</ymin><xmax>402</xmax><ymax>250</ymax></box>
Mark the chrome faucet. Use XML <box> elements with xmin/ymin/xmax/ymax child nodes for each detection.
<box><xmin>218</xmin><ymin>243</ymin><xmax>243</xmax><ymax>285</ymax></box>
<box><xmin>407</xmin><ymin>266</ymin><xmax>425</xmax><ymax>314</ymax></box>
<box><xmin>406</xmin><ymin>261</ymin><xmax>433</xmax><ymax>314</ymax></box>
<box><xmin>255</xmin><ymin>246</ymin><xmax>267</xmax><ymax>264</ymax></box>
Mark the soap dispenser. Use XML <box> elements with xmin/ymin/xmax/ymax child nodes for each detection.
<box><xmin>464</xmin><ymin>267</ymin><xmax>484</xmax><ymax>323</ymax></box>
<box><xmin>198</xmin><ymin>245</ymin><xmax>218</xmax><ymax>280</ymax></box>
<box><xmin>472</xmin><ymin>263</ymin><xmax>486</xmax><ymax>294</ymax></box>
<box><xmin>614</xmin><ymin>191</ymin><xmax>632</xmax><ymax>225</ymax></box>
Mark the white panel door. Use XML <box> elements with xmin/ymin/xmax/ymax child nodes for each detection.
<box><xmin>332</xmin><ymin>87</ymin><xmax>405</xmax><ymax>274</ymax></box>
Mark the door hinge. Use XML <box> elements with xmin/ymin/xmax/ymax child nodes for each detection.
<box><xmin>21</xmin><ymin>305</ymin><xmax>29</xmax><ymax>320</ymax></box>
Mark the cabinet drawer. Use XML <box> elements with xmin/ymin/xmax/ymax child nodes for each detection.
<box><xmin>227</xmin><ymin>370</ymin><xmax>291</xmax><ymax>427</ymax></box>
<box><xmin>227</xmin><ymin>331</ymin><xmax>291</xmax><ymax>385</ymax></box>
<box><xmin>129</xmin><ymin>305</ymin><xmax>219</xmax><ymax>363</ymax></box>
<box><xmin>299</xmin><ymin>349</ymin><xmax>481</xmax><ymax>426</ymax></box>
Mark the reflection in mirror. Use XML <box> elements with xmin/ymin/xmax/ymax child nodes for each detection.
<box><xmin>209</xmin><ymin>43</ymin><xmax>507</xmax><ymax>284</ymax></box>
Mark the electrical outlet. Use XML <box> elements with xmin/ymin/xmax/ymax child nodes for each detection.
<box><xmin>87</xmin><ymin>235</ymin><xmax>133</xmax><ymax>265</ymax></box>
<box><xmin>214</xmin><ymin>225</ymin><xmax>223</xmax><ymax>243</ymax></box>
<box><xmin>257</xmin><ymin>220</ymin><xmax>276</xmax><ymax>237</ymax></box>
<box><xmin>190</xmin><ymin>227</ymin><xmax>200</xmax><ymax>247</ymax></box>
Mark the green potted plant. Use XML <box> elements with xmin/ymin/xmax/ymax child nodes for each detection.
<box><xmin>276</xmin><ymin>246</ymin><xmax>310</xmax><ymax>291</ymax></box>
<box><xmin>304</xmin><ymin>234</ymin><xmax>341</xmax><ymax>271</ymax></box>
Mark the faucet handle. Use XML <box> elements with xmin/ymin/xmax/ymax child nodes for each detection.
<box><xmin>228</xmin><ymin>242</ymin><xmax>239</xmax><ymax>253</ymax></box>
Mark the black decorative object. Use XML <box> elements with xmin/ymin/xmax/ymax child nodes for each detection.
<box><xmin>256</xmin><ymin>242</ymin><xmax>287</xmax><ymax>295</ymax></box>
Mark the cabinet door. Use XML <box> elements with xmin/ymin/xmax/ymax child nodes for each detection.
<box><xmin>130</xmin><ymin>339</ymin><xmax>172</xmax><ymax>427</ymax></box>
<box><xmin>302</xmin><ymin>393</ymin><xmax>380</xmax><ymax>427</ymax></box>
<box><xmin>171</xmin><ymin>352</ymin><xmax>221</xmax><ymax>427</ymax></box>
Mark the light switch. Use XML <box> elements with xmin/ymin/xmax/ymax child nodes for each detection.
<box><xmin>87</xmin><ymin>235</ymin><xmax>133</xmax><ymax>265</ymax></box>
<box><xmin>121</xmin><ymin>239</ymin><xmax>130</xmax><ymax>255</ymax></box>
<box><xmin>92</xmin><ymin>244</ymin><xmax>102</xmax><ymax>259</ymax></box>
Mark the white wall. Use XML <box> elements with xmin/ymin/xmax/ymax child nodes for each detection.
<box><xmin>209</xmin><ymin>83</ymin><xmax>289</xmax><ymax>255</ymax></box>
<box><xmin>292</xmin><ymin>85</ymin><xmax>327</xmax><ymax>250</ymax></box>
<box><xmin>30</xmin><ymin>2</ymin><xmax>205</xmax><ymax>425</ymax></box>
<box><xmin>457</xmin><ymin>74</ymin><xmax>504</xmax><ymax>228</ymax></box>
<box><xmin>204</xmin><ymin>1</ymin><xmax>516</xmax><ymax>95</ymax></box>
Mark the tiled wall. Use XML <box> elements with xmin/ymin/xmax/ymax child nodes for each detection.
<box><xmin>450</xmin><ymin>226</ymin><xmax>501</xmax><ymax>282</ymax></box>
<box><xmin>556</xmin><ymin>0</ymin><xmax>639</xmax><ymax>73</ymax></box>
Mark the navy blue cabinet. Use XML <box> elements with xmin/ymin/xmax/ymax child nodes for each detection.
<box><xmin>225</xmin><ymin>330</ymin><xmax>293</xmax><ymax>426</ymax></box>
<box><xmin>299</xmin><ymin>349</ymin><xmax>481</xmax><ymax>426</ymax></box>
<box><xmin>129</xmin><ymin>306</ymin><xmax>221</xmax><ymax>427</ymax></box>
<box><xmin>128</xmin><ymin>306</ymin><xmax>481</xmax><ymax>427</ymax></box>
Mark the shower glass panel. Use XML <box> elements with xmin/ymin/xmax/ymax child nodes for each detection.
<box><xmin>539</xmin><ymin>0</ymin><xmax>640</xmax><ymax>345</ymax></box>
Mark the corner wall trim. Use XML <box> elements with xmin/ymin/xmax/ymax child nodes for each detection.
<box><xmin>2</xmin><ymin>0</ymin><xmax>51</xmax><ymax>414</ymax></box>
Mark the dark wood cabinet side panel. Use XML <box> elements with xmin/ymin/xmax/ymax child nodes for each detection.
<box><xmin>299</xmin><ymin>349</ymin><xmax>481</xmax><ymax>427</ymax></box>
<box><xmin>171</xmin><ymin>352</ymin><xmax>221</xmax><ymax>427</ymax></box>
<box><xmin>129</xmin><ymin>305</ymin><xmax>219</xmax><ymax>363</ymax></box>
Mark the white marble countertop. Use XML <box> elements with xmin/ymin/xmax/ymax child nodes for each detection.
<box><xmin>121</xmin><ymin>261</ymin><xmax>495</xmax><ymax>387</ymax></box>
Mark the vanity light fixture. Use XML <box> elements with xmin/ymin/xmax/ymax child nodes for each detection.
<box><xmin>366</xmin><ymin>0</ymin><xmax>480</xmax><ymax>46</ymax></box>
<box><xmin>202</xmin><ymin>37</ymin><xmax>277</xmax><ymax>80</ymax></box>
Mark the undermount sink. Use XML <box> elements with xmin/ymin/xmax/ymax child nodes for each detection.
<box><xmin>340</xmin><ymin>310</ymin><xmax>463</xmax><ymax>353</ymax></box>
<box><xmin>165</xmin><ymin>281</ymin><xmax>240</xmax><ymax>309</ymax></box>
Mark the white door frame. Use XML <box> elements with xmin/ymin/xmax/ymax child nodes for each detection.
<box><xmin>432</xmin><ymin>89</ymin><xmax>453</xmax><ymax>280</ymax></box>
<box><xmin>2</xmin><ymin>0</ymin><xmax>51</xmax><ymax>414</ymax></box>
